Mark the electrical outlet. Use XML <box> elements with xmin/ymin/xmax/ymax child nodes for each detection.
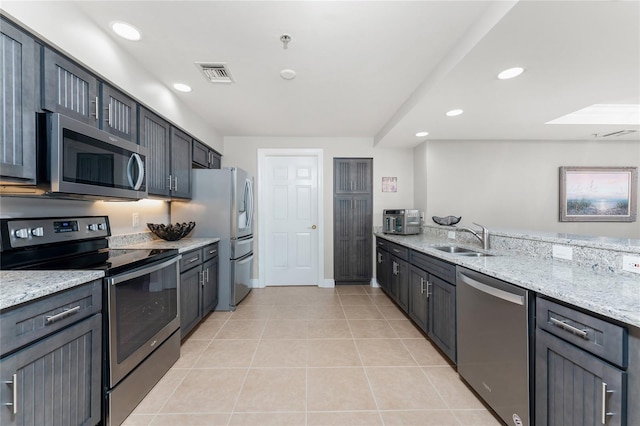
<box><xmin>132</xmin><ymin>213</ymin><xmax>139</xmax><ymax>228</ymax></box>
<box><xmin>552</xmin><ymin>245</ymin><xmax>573</xmax><ymax>260</ymax></box>
<box><xmin>622</xmin><ymin>256</ymin><xmax>640</xmax><ymax>274</ymax></box>
<box><xmin>448</xmin><ymin>231</ymin><xmax>456</xmax><ymax>239</ymax></box>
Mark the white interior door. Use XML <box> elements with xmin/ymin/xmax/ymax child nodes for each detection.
<box><xmin>263</xmin><ymin>154</ymin><xmax>320</xmax><ymax>286</ymax></box>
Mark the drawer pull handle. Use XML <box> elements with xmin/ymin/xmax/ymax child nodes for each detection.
<box><xmin>550</xmin><ymin>316</ymin><xmax>588</xmax><ymax>339</ymax></box>
<box><xmin>3</xmin><ymin>373</ymin><xmax>18</xmax><ymax>415</ymax></box>
<box><xmin>46</xmin><ymin>306</ymin><xmax>81</xmax><ymax>324</ymax></box>
<box><xmin>208</xmin><ymin>249</ymin><xmax>217</xmax><ymax>255</ymax></box>
<box><xmin>187</xmin><ymin>256</ymin><xmax>199</xmax><ymax>263</ymax></box>
<box><xmin>393</xmin><ymin>249</ymin><xmax>401</xmax><ymax>253</ymax></box>
<box><xmin>602</xmin><ymin>382</ymin><xmax>614</xmax><ymax>424</ymax></box>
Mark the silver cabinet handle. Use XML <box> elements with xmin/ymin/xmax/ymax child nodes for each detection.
<box><xmin>392</xmin><ymin>261</ymin><xmax>398</xmax><ymax>275</ymax></box>
<box><xmin>200</xmin><ymin>271</ymin><xmax>205</xmax><ymax>286</ymax></box>
<box><xmin>174</xmin><ymin>176</ymin><xmax>178</xmax><ymax>192</ymax></box>
<box><xmin>186</xmin><ymin>256</ymin><xmax>199</xmax><ymax>263</ymax></box>
<box><xmin>426</xmin><ymin>281</ymin><xmax>432</xmax><ymax>299</ymax></box>
<box><xmin>549</xmin><ymin>317</ymin><xmax>589</xmax><ymax>339</ymax></box>
<box><xmin>420</xmin><ymin>277</ymin><xmax>425</xmax><ymax>294</ymax></box>
<box><xmin>3</xmin><ymin>374</ymin><xmax>17</xmax><ymax>415</ymax></box>
<box><xmin>208</xmin><ymin>249</ymin><xmax>217</xmax><ymax>255</ymax></box>
<box><xmin>602</xmin><ymin>382</ymin><xmax>614</xmax><ymax>424</ymax></box>
<box><xmin>167</xmin><ymin>175</ymin><xmax>173</xmax><ymax>190</ymax></box>
<box><xmin>108</xmin><ymin>102</ymin><xmax>113</xmax><ymax>127</ymax></box>
<box><xmin>46</xmin><ymin>306</ymin><xmax>81</xmax><ymax>324</ymax></box>
<box><xmin>393</xmin><ymin>248</ymin><xmax>401</xmax><ymax>253</ymax></box>
<box><xmin>205</xmin><ymin>268</ymin><xmax>210</xmax><ymax>283</ymax></box>
<box><xmin>90</xmin><ymin>96</ymin><xmax>99</xmax><ymax>121</ymax></box>
<box><xmin>377</xmin><ymin>253</ymin><xmax>382</xmax><ymax>263</ymax></box>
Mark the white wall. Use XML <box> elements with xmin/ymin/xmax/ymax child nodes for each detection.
<box><xmin>0</xmin><ymin>197</ymin><xmax>169</xmax><ymax>236</ymax></box>
<box><xmin>1</xmin><ymin>2</ymin><xmax>223</xmax><ymax>152</ymax></box>
<box><xmin>414</xmin><ymin>139</ymin><xmax>640</xmax><ymax>239</ymax></box>
<box><xmin>223</xmin><ymin>136</ymin><xmax>415</xmax><ymax>280</ymax></box>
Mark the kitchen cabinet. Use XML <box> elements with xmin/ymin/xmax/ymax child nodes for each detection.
<box><xmin>408</xmin><ymin>265</ymin><xmax>429</xmax><ymax>332</ymax></box>
<box><xmin>375</xmin><ymin>239</ymin><xmax>389</xmax><ymax>293</ymax></box>
<box><xmin>334</xmin><ymin>158</ymin><xmax>373</xmax><ymax>194</ymax></box>
<box><xmin>42</xmin><ymin>46</ymin><xmax>99</xmax><ymax>126</ymax></box>
<box><xmin>333</xmin><ymin>158</ymin><xmax>372</xmax><ymax>284</ymax></box>
<box><xmin>0</xmin><ymin>19</ymin><xmax>38</xmax><ymax>184</ymax></box>
<box><xmin>536</xmin><ymin>297</ymin><xmax>627</xmax><ymax>426</ymax></box>
<box><xmin>100</xmin><ymin>83</ymin><xmax>137</xmax><ymax>142</ymax></box>
<box><xmin>179</xmin><ymin>243</ymin><xmax>219</xmax><ymax>339</ymax></box>
<box><xmin>0</xmin><ymin>281</ymin><xmax>102</xmax><ymax>426</ymax></box>
<box><xmin>390</xmin><ymin>254</ymin><xmax>409</xmax><ymax>312</ymax></box>
<box><xmin>139</xmin><ymin>107</ymin><xmax>192</xmax><ymax>199</ymax></box>
<box><xmin>193</xmin><ymin>139</ymin><xmax>222</xmax><ymax>169</ymax></box>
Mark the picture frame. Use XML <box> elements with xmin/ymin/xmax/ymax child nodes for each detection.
<box><xmin>559</xmin><ymin>166</ymin><xmax>638</xmax><ymax>222</ymax></box>
<box><xmin>382</xmin><ymin>177</ymin><xmax>397</xmax><ymax>193</ymax></box>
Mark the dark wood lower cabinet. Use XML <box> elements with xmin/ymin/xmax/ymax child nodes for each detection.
<box><xmin>180</xmin><ymin>266</ymin><xmax>202</xmax><ymax>339</ymax></box>
<box><xmin>0</xmin><ymin>314</ymin><xmax>102</xmax><ymax>426</ymax></box>
<box><xmin>408</xmin><ymin>265</ymin><xmax>429</xmax><ymax>332</ymax></box>
<box><xmin>391</xmin><ymin>255</ymin><xmax>409</xmax><ymax>311</ymax></box>
<box><xmin>427</xmin><ymin>275</ymin><xmax>456</xmax><ymax>362</ymax></box>
<box><xmin>180</xmin><ymin>243</ymin><xmax>219</xmax><ymax>339</ymax></box>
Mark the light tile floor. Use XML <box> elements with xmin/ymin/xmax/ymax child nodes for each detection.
<box><xmin>123</xmin><ymin>285</ymin><xmax>501</xmax><ymax>426</ymax></box>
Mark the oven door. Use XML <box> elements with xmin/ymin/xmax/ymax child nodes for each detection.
<box><xmin>106</xmin><ymin>255</ymin><xmax>180</xmax><ymax>387</ymax></box>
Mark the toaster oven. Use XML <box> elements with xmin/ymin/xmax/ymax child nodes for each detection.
<box><xmin>383</xmin><ymin>209</ymin><xmax>422</xmax><ymax>235</ymax></box>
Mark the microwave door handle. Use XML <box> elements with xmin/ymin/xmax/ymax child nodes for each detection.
<box><xmin>127</xmin><ymin>153</ymin><xmax>145</xmax><ymax>190</ymax></box>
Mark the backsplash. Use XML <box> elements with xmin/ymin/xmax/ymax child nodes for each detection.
<box><xmin>419</xmin><ymin>224</ymin><xmax>640</xmax><ymax>275</ymax></box>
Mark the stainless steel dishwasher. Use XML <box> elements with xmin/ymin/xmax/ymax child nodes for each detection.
<box><xmin>456</xmin><ymin>267</ymin><xmax>532</xmax><ymax>426</ymax></box>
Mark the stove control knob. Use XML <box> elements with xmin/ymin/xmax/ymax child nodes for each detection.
<box><xmin>87</xmin><ymin>223</ymin><xmax>99</xmax><ymax>231</ymax></box>
<box><xmin>31</xmin><ymin>227</ymin><xmax>44</xmax><ymax>237</ymax></box>
<box><xmin>14</xmin><ymin>228</ymin><xmax>30</xmax><ymax>239</ymax></box>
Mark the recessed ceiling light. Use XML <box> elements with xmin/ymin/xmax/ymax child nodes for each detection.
<box><xmin>546</xmin><ymin>104</ymin><xmax>640</xmax><ymax>125</ymax></box>
<box><xmin>497</xmin><ymin>67</ymin><xmax>524</xmax><ymax>80</ymax></box>
<box><xmin>446</xmin><ymin>109</ymin><xmax>464</xmax><ymax>117</ymax></box>
<box><xmin>173</xmin><ymin>83</ymin><xmax>192</xmax><ymax>93</ymax></box>
<box><xmin>280</xmin><ymin>69</ymin><xmax>296</xmax><ymax>80</ymax></box>
<box><xmin>111</xmin><ymin>21</ymin><xmax>141</xmax><ymax>41</ymax></box>
<box><xmin>415</xmin><ymin>131</ymin><xmax>429</xmax><ymax>137</ymax></box>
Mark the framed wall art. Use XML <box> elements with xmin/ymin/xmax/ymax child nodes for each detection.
<box><xmin>382</xmin><ymin>177</ymin><xmax>397</xmax><ymax>192</ymax></box>
<box><xmin>559</xmin><ymin>166</ymin><xmax>638</xmax><ymax>222</ymax></box>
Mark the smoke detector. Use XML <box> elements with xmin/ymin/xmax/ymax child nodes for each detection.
<box><xmin>195</xmin><ymin>63</ymin><xmax>234</xmax><ymax>84</ymax></box>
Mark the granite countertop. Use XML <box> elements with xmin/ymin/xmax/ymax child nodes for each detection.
<box><xmin>0</xmin><ymin>270</ymin><xmax>105</xmax><ymax>311</ymax></box>
<box><xmin>116</xmin><ymin>237</ymin><xmax>220</xmax><ymax>253</ymax></box>
<box><xmin>375</xmin><ymin>233</ymin><xmax>640</xmax><ymax>328</ymax></box>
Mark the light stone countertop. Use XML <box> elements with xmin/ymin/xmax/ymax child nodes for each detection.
<box><xmin>115</xmin><ymin>237</ymin><xmax>220</xmax><ymax>253</ymax></box>
<box><xmin>0</xmin><ymin>270</ymin><xmax>105</xmax><ymax>311</ymax></box>
<box><xmin>376</xmin><ymin>233</ymin><xmax>640</xmax><ymax>328</ymax></box>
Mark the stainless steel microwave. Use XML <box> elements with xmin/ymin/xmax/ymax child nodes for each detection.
<box><xmin>3</xmin><ymin>113</ymin><xmax>147</xmax><ymax>200</ymax></box>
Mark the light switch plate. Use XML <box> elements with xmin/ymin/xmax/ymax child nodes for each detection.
<box><xmin>552</xmin><ymin>245</ymin><xmax>573</xmax><ymax>260</ymax></box>
<box><xmin>448</xmin><ymin>231</ymin><xmax>456</xmax><ymax>239</ymax></box>
<box><xmin>132</xmin><ymin>212</ymin><xmax>139</xmax><ymax>228</ymax></box>
<box><xmin>622</xmin><ymin>256</ymin><xmax>640</xmax><ymax>274</ymax></box>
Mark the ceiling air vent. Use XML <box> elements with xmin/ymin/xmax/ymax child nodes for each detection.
<box><xmin>593</xmin><ymin>129</ymin><xmax>637</xmax><ymax>138</ymax></box>
<box><xmin>196</xmin><ymin>62</ymin><xmax>234</xmax><ymax>83</ymax></box>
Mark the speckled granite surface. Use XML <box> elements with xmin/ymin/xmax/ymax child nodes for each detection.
<box><xmin>0</xmin><ymin>270</ymin><xmax>104</xmax><ymax>310</ymax></box>
<box><xmin>113</xmin><ymin>237</ymin><xmax>220</xmax><ymax>253</ymax></box>
<box><xmin>376</xmin><ymin>232</ymin><xmax>640</xmax><ymax>328</ymax></box>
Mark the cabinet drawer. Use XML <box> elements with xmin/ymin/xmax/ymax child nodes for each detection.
<box><xmin>180</xmin><ymin>248</ymin><xmax>202</xmax><ymax>272</ymax></box>
<box><xmin>376</xmin><ymin>237</ymin><xmax>389</xmax><ymax>251</ymax></box>
<box><xmin>537</xmin><ymin>297</ymin><xmax>627</xmax><ymax>369</ymax></box>
<box><xmin>203</xmin><ymin>243</ymin><xmax>219</xmax><ymax>262</ymax></box>
<box><xmin>387</xmin><ymin>241</ymin><xmax>409</xmax><ymax>261</ymax></box>
<box><xmin>0</xmin><ymin>280</ymin><xmax>102</xmax><ymax>356</ymax></box>
<box><xmin>410</xmin><ymin>250</ymin><xmax>456</xmax><ymax>283</ymax></box>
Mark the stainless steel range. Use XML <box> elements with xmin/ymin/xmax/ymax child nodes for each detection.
<box><xmin>0</xmin><ymin>216</ymin><xmax>181</xmax><ymax>426</ymax></box>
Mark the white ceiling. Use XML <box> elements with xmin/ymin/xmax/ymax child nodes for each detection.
<box><xmin>4</xmin><ymin>1</ymin><xmax>640</xmax><ymax>147</ymax></box>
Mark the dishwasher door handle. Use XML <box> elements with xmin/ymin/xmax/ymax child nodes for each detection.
<box><xmin>458</xmin><ymin>272</ymin><xmax>524</xmax><ymax>305</ymax></box>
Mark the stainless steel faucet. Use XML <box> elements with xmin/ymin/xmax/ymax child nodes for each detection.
<box><xmin>458</xmin><ymin>222</ymin><xmax>490</xmax><ymax>250</ymax></box>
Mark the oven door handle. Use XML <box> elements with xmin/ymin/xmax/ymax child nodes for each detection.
<box><xmin>107</xmin><ymin>255</ymin><xmax>181</xmax><ymax>286</ymax></box>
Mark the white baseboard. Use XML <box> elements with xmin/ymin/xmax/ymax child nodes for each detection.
<box><xmin>319</xmin><ymin>279</ymin><xmax>335</xmax><ymax>288</ymax></box>
<box><xmin>370</xmin><ymin>278</ymin><xmax>380</xmax><ymax>288</ymax></box>
<box><xmin>250</xmin><ymin>278</ymin><xmax>264</xmax><ymax>289</ymax></box>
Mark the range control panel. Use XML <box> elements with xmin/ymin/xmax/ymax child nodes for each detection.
<box><xmin>0</xmin><ymin>216</ymin><xmax>110</xmax><ymax>250</ymax></box>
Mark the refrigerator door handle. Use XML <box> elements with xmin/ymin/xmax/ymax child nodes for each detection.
<box><xmin>245</xmin><ymin>178</ymin><xmax>254</xmax><ymax>231</ymax></box>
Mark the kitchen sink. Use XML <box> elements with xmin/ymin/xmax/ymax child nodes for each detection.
<box><xmin>433</xmin><ymin>245</ymin><xmax>494</xmax><ymax>257</ymax></box>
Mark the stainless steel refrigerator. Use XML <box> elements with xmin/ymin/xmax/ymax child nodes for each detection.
<box><xmin>172</xmin><ymin>167</ymin><xmax>254</xmax><ymax>311</ymax></box>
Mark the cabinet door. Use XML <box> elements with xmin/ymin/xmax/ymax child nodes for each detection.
<box><xmin>536</xmin><ymin>329</ymin><xmax>625</xmax><ymax>426</ymax></box>
<box><xmin>408</xmin><ymin>265</ymin><xmax>429</xmax><ymax>332</ymax></box>
<box><xmin>376</xmin><ymin>247</ymin><xmax>388</xmax><ymax>292</ymax></box>
<box><xmin>180</xmin><ymin>267</ymin><xmax>202</xmax><ymax>339</ymax></box>
<box><xmin>390</xmin><ymin>255</ymin><xmax>409</xmax><ymax>311</ymax></box>
<box><xmin>0</xmin><ymin>20</ymin><xmax>37</xmax><ymax>183</ymax></box>
<box><xmin>334</xmin><ymin>195</ymin><xmax>372</xmax><ymax>283</ymax></box>
<box><xmin>428</xmin><ymin>275</ymin><xmax>456</xmax><ymax>362</ymax></box>
<box><xmin>0</xmin><ymin>314</ymin><xmax>102</xmax><ymax>426</ymax></box>
<box><xmin>209</xmin><ymin>150</ymin><xmax>222</xmax><ymax>169</ymax></box>
<box><xmin>334</xmin><ymin>158</ymin><xmax>372</xmax><ymax>194</ymax></box>
<box><xmin>42</xmin><ymin>47</ymin><xmax>99</xmax><ymax>126</ymax></box>
<box><xmin>170</xmin><ymin>127</ymin><xmax>192</xmax><ymax>199</ymax></box>
<box><xmin>101</xmin><ymin>83</ymin><xmax>137</xmax><ymax>142</ymax></box>
<box><xmin>201</xmin><ymin>257</ymin><xmax>219</xmax><ymax>314</ymax></box>
<box><xmin>139</xmin><ymin>107</ymin><xmax>171</xmax><ymax>197</ymax></box>
<box><xmin>192</xmin><ymin>139</ymin><xmax>209</xmax><ymax>168</ymax></box>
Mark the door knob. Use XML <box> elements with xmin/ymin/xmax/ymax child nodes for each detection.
<box><xmin>311</xmin><ymin>225</ymin><xmax>317</xmax><ymax>229</ymax></box>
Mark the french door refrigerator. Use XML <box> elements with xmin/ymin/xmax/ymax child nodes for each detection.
<box><xmin>172</xmin><ymin>167</ymin><xmax>254</xmax><ymax>311</ymax></box>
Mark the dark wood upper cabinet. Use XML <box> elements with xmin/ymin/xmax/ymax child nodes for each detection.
<box><xmin>101</xmin><ymin>83</ymin><xmax>137</xmax><ymax>143</ymax></box>
<box><xmin>193</xmin><ymin>138</ymin><xmax>222</xmax><ymax>169</ymax></box>
<box><xmin>0</xmin><ymin>19</ymin><xmax>38</xmax><ymax>183</ymax></box>
<box><xmin>334</xmin><ymin>158</ymin><xmax>373</xmax><ymax>194</ymax></box>
<box><xmin>139</xmin><ymin>107</ymin><xmax>171</xmax><ymax>197</ymax></box>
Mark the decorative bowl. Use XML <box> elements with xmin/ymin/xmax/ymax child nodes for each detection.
<box><xmin>147</xmin><ymin>222</ymin><xmax>196</xmax><ymax>241</ymax></box>
<box><xmin>432</xmin><ymin>215</ymin><xmax>461</xmax><ymax>226</ymax></box>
